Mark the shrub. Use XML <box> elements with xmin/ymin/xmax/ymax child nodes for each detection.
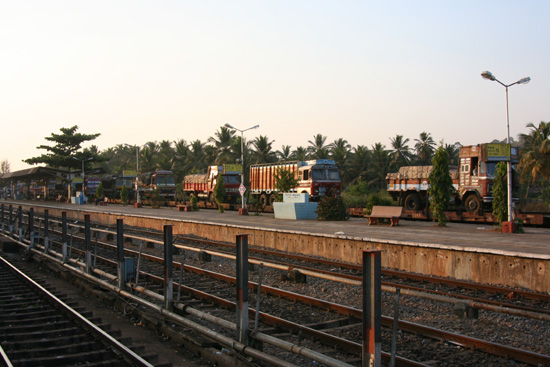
<box><xmin>120</xmin><ymin>184</ymin><xmax>128</xmax><ymax>205</ymax></box>
<box><xmin>190</xmin><ymin>195</ymin><xmax>198</xmax><ymax>211</ymax></box>
<box><xmin>316</xmin><ymin>196</ymin><xmax>349</xmax><ymax>221</ymax></box>
<box><xmin>365</xmin><ymin>191</ymin><xmax>393</xmax><ymax>215</ymax></box>
<box><xmin>492</xmin><ymin>162</ymin><xmax>508</xmax><ymax>224</ymax></box>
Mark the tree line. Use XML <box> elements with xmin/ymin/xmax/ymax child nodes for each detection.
<box><xmin>20</xmin><ymin>122</ymin><xmax>550</xmax><ymax>202</ymax></box>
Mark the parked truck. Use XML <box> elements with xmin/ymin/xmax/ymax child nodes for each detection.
<box><xmin>138</xmin><ymin>170</ymin><xmax>176</xmax><ymax>200</ymax></box>
<box><xmin>386</xmin><ymin>143</ymin><xmax>519</xmax><ymax>217</ymax></box>
<box><xmin>249</xmin><ymin>159</ymin><xmax>341</xmax><ymax>206</ymax></box>
<box><xmin>183</xmin><ymin>165</ymin><xmax>241</xmax><ymax>205</ymax></box>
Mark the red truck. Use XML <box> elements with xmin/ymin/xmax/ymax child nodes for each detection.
<box><xmin>249</xmin><ymin>159</ymin><xmax>341</xmax><ymax>206</ymax></box>
<box><xmin>138</xmin><ymin>170</ymin><xmax>176</xmax><ymax>200</ymax></box>
<box><xmin>386</xmin><ymin>143</ymin><xmax>520</xmax><ymax>219</ymax></box>
<box><xmin>183</xmin><ymin>165</ymin><xmax>241</xmax><ymax>205</ymax></box>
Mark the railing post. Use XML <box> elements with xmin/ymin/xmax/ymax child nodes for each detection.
<box><xmin>236</xmin><ymin>234</ymin><xmax>249</xmax><ymax>345</ymax></box>
<box><xmin>17</xmin><ymin>206</ymin><xmax>22</xmax><ymax>241</ymax></box>
<box><xmin>117</xmin><ymin>219</ymin><xmax>125</xmax><ymax>290</ymax></box>
<box><xmin>62</xmin><ymin>212</ymin><xmax>68</xmax><ymax>262</ymax></box>
<box><xmin>28</xmin><ymin>208</ymin><xmax>34</xmax><ymax>250</ymax></box>
<box><xmin>9</xmin><ymin>205</ymin><xmax>13</xmax><ymax>236</ymax></box>
<box><xmin>163</xmin><ymin>225</ymin><xmax>173</xmax><ymax>312</ymax></box>
<box><xmin>85</xmin><ymin>215</ymin><xmax>92</xmax><ymax>274</ymax></box>
<box><xmin>44</xmin><ymin>210</ymin><xmax>49</xmax><ymax>254</ymax></box>
<box><xmin>362</xmin><ymin>250</ymin><xmax>382</xmax><ymax>367</ymax></box>
<box><xmin>1</xmin><ymin>204</ymin><xmax>4</xmax><ymax>234</ymax></box>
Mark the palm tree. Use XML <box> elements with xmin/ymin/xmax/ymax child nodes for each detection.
<box><xmin>414</xmin><ymin>131</ymin><xmax>436</xmax><ymax>165</ymax></box>
<box><xmin>250</xmin><ymin>135</ymin><xmax>277</xmax><ymax>164</ymax></box>
<box><xmin>277</xmin><ymin>145</ymin><xmax>293</xmax><ymax>161</ymax></box>
<box><xmin>347</xmin><ymin>145</ymin><xmax>370</xmax><ymax>186</ymax></box>
<box><xmin>518</xmin><ymin>121</ymin><xmax>550</xmax><ymax>197</ymax></box>
<box><xmin>367</xmin><ymin>143</ymin><xmax>392</xmax><ymax>191</ymax></box>
<box><xmin>444</xmin><ymin>142</ymin><xmax>461</xmax><ymax>166</ymax></box>
<box><xmin>208</xmin><ymin>126</ymin><xmax>236</xmax><ymax>164</ymax></box>
<box><xmin>390</xmin><ymin>135</ymin><xmax>413</xmax><ymax>168</ymax></box>
<box><xmin>307</xmin><ymin>134</ymin><xmax>330</xmax><ymax>159</ymax></box>
<box><xmin>329</xmin><ymin>138</ymin><xmax>351</xmax><ymax>185</ymax></box>
<box><xmin>185</xmin><ymin>140</ymin><xmax>207</xmax><ymax>173</ymax></box>
<box><xmin>292</xmin><ymin>146</ymin><xmax>309</xmax><ymax>161</ymax></box>
<box><xmin>140</xmin><ymin>142</ymin><xmax>159</xmax><ymax>172</ymax></box>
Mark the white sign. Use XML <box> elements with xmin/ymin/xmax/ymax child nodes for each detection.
<box><xmin>239</xmin><ymin>183</ymin><xmax>246</xmax><ymax>196</ymax></box>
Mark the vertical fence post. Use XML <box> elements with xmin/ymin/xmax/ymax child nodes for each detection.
<box><xmin>1</xmin><ymin>204</ymin><xmax>4</xmax><ymax>234</ymax></box>
<box><xmin>17</xmin><ymin>206</ymin><xmax>22</xmax><ymax>241</ymax></box>
<box><xmin>28</xmin><ymin>208</ymin><xmax>34</xmax><ymax>250</ymax></box>
<box><xmin>362</xmin><ymin>250</ymin><xmax>381</xmax><ymax>367</ymax></box>
<box><xmin>177</xmin><ymin>251</ymin><xmax>185</xmax><ymax>302</ymax></box>
<box><xmin>85</xmin><ymin>215</ymin><xmax>92</xmax><ymax>274</ymax></box>
<box><xmin>62</xmin><ymin>212</ymin><xmax>67</xmax><ymax>262</ymax></box>
<box><xmin>164</xmin><ymin>225</ymin><xmax>173</xmax><ymax>312</ymax></box>
<box><xmin>236</xmin><ymin>234</ymin><xmax>249</xmax><ymax>345</ymax></box>
<box><xmin>9</xmin><ymin>205</ymin><xmax>13</xmax><ymax>236</ymax></box>
<box><xmin>44</xmin><ymin>210</ymin><xmax>49</xmax><ymax>254</ymax></box>
<box><xmin>254</xmin><ymin>263</ymin><xmax>264</xmax><ymax>332</ymax></box>
<box><xmin>117</xmin><ymin>219</ymin><xmax>125</xmax><ymax>290</ymax></box>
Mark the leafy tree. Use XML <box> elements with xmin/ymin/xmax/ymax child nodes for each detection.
<box><xmin>316</xmin><ymin>196</ymin><xmax>349</xmax><ymax>221</ymax></box>
<box><xmin>214</xmin><ymin>174</ymin><xmax>226</xmax><ymax>212</ymax></box>
<box><xmin>518</xmin><ymin>121</ymin><xmax>550</xmax><ymax>198</ymax></box>
<box><xmin>366</xmin><ymin>143</ymin><xmax>392</xmax><ymax>191</ymax></box>
<box><xmin>251</xmin><ymin>135</ymin><xmax>277</xmax><ymax>164</ymax></box>
<box><xmin>96</xmin><ymin>182</ymin><xmax>105</xmax><ymax>199</ymax></box>
<box><xmin>277</xmin><ymin>145</ymin><xmax>293</xmax><ymax>161</ymax></box>
<box><xmin>1</xmin><ymin>159</ymin><xmax>10</xmax><ymax>173</ymax></box>
<box><xmin>24</xmin><ymin>125</ymin><xmax>100</xmax><ymax>169</ymax></box>
<box><xmin>390</xmin><ymin>135</ymin><xmax>413</xmax><ymax>167</ymax></box>
<box><xmin>414</xmin><ymin>131</ymin><xmax>436</xmax><ymax>165</ymax></box>
<box><xmin>444</xmin><ymin>142</ymin><xmax>462</xmax><ymax>166</ymax></box>
<box><xmin>329</xmin><ymin>138</ymin><xmax>351</xmax><ymax>185</ymax></box>
<box><xmin>208</xmin><ymin>126</ymin><xmax>236</xmax><ymax>164</ymax></box>
<box><xmin>292</xmin><ymin>146</ymin><xmax>309</xmax><ymax>161</ymax></box>
<box><xmin>273</xmin><ymin>167</ymin><xmax>298</xmax><ymax>200</ymax></box>
<box><xmin>307</xmin><ymin>134</ymin><xmax>330</xmax><ymax>159</ymax></box>
<box><xmin>492</xmin><ymin>162</ymin><xmax>508</xmax><ymax>224</ymax></box>
<box><xmin>120</xmin><ymin>184</ymin><xmax>129</xmax><ymax>205</ymax></box>
<box><xmin>427</xmin><ymin>146</ymin><xmax>454</xmax><ymax>226</ymax></box>
<box><xmin>347</xmin><ymin>145</ymin><xmax>369</xmax><ymax>186</ymax></box>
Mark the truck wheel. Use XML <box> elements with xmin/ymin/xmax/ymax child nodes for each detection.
<box><xmin>403</xmin><ymin>193</ymin><xmax>421</xmax><ymax>211</ymax></box>
<box><xmin>464</xmin><ymin>195</ymin><xmax>481</xmax><ymax>214</ymax></box>
<box><xmin>259</xmin><ymin>194</ymin><xmax>268</xmax><ymax>207</ymax></box>
<box><xmin>268</xmin><ymin>194</ymin><xmax>276</xmax><ymax>206</ymax></box>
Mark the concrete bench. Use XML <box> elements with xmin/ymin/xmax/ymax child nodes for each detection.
<box><xmin>367</xmin><ymin>206</ymin><xmax>403</xmax><ymax>226</ymax></box>
<box><xmin>177</xmin><ymin>205</ymin><xmax>192</xmax><ymax>212</ymax></box>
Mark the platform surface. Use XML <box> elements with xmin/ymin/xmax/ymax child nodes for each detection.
<box><xmin>3</xmin><ymin>200</ymin><xmax>549</xmax><ymax>259</ymax></box>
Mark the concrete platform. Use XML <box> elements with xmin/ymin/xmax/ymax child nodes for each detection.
<box><xmin>2</xmin><ymin>200</ymin><xmax>549</xmax><ymax>293</ymax></box>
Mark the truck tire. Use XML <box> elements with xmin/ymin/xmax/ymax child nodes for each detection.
<box><xmin>268</xmin><ymin>194</ymin><xmax>276</xmax><ymax>206</ymax></box>
<box><xmin>259</xmin><ymin>193</ymin><xmax>268</xmax><ymax>207</ymax></box>
<box><xmin>403</xmin><ymin>193</ymin><xmax>421</xmax><ymax>211</ymax></box>
<box><xmin>464</xmin><ymin>194</ymin><xmax>481</xmax><ymax>214</ymax></box>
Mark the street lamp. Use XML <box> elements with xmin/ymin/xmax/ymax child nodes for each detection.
<box><xmin>224</xmin><ymin>123</ymin><xmax>260</xmax><ymax>211</ymax></box>
<box><xmin>481</xmin><ymin>70</ymin><xmax>530</xmax><ymax>223</ymax></box>
<box><xmin>72</xmin><ymin>157</ymin><xmax>93</xmax><ymax>196</ymax></box>
<box><xmin>124</xmin><ymin>144</ymin><xmax>141</xmax><ymax>204</ymax></box>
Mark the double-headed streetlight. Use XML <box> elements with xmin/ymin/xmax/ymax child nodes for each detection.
<box><xmin>124</xmin><ymin>144</ymin><xmax>141</xmax><ymax>204</ymax></box>
<box><xmin>481</xmin><ymin>71</ymin><xmax>530</xmax><ymax>223</ymax></box>
<box><xmin>72</xmin><ymin>157</ymin><xmax>93</xmax><ymax>197</ymax></box>
<box><xmin>224</xmin><ymin>123</ymin><xmax>260</xmax><ymax>211</ymax></box>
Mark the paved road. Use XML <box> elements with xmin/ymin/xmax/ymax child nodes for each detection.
<box><xmin>4</xmin><ymin>200</ymin><xmax>550</xmax><ymax>258</ymax></box>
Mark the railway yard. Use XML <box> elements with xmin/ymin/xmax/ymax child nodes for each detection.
<box><xmin>1</xmin><ymin>199</ymin><xmax>549</xmax><ymax>367</ymax></box>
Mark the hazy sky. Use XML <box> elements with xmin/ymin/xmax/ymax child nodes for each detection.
<box><xmin>2</xmin><ymin>1</ymin><xmax>548</xmax><ymax>172</ymax></box>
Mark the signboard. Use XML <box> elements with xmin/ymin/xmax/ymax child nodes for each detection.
<box><xmin>224</xmin><ymin>164</ymin><xmax>243</xmax><ymax>174</ymax></box>
<box><xmin>123</xmin><ymin>170</ymin><xmax>137</xmax><ymax>177</ymax></box>
<box><xmin>239</xmin><ymin>183</ymin><xmax>246</xmax><ymax>196</ymax></box>
<box><xmin>487</xmin><ymin>144</ymin><xmax>511</xmax><ymax>161</ymax></box>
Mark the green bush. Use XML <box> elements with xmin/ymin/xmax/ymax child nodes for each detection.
<box><xmin>120</xmin><ymin>184</ymin><xmax>128</xmax><ymax>205</ymax></box>
<box><xmin>190</xmin><ymin>195</ymin><xmax>198</xmax><ymax>211</ymax></box>
<box><xmin>316</xmin><ymin>196</ymin><xmax>349</xmax><ymax>221</ymax></box>
<box><xmin>365</xmin><ymin>191</ymin><xmax>393</xmax><ymax>215</ymax></box>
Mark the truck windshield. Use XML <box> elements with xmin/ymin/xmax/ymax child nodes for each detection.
<box><xmin>328</xmin><ymin>168</ymin><xmax>340</xmax><ymax>180</ymax></box>
<box><xmin>485</xmin><ymin>163</ymin><xmax>496</xmax><ymax>177</ymax></box>
<box><xmin>223</xmin><ymin>175</ymin><xmax>240</xmax><ymax>184</ymax></box>
<box><xmin>312</xmin><ymin>168</ymin><xmax>326</xmax><ymax>180</ymax></box>
<box><xmin>157</xmin><ymin>177</ymin><xmax>175</xmax><ymax>186</ymax></box>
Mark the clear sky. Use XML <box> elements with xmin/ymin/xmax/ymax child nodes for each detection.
<box><xmin>2</xmin><ymin>1</ymin><xmax>548</xmax><ymax>172</ymax></box>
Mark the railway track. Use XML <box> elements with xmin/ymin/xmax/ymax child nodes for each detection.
<box><xmin>0</xmin><ymin>253</ymin><xmax>159</xmax><ymax>367</ymax></box>
<box><xmin>4</xmin><ymin>210</ymin><xmax>550</xmax><ymax>366</ymax></box>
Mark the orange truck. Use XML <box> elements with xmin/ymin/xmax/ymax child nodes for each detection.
<box><xmin>183</xmin><ymin>165</ymin><xmax>241</xmax><ymax>205</ymax></box>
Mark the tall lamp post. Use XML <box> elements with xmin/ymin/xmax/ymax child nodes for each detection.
<box><xmin>72</xmin><ymin>157</ymin><xmax>93</xmax><ymax>198</ymax></box>
<box><xmin>124</xmin><ymin>144</ymin><xmax>141</xmax><ymax>205</ymax></box>
<box><xmin>481</xmin><ymin>71</ymin><xmax>530</xmax><ymax>223</ymax></box>
<box><xmin>224</xmin><ymin>123</ymin><xmax>260</xmax><ymax>212</ymax></box>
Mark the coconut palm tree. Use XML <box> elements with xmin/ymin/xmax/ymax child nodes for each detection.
<box><xmin>277</xmin><ymin>145</ymin><xmax>293</xmax><ymax>161</ymax></box>
<box><xmin>185</xmin><ymin>140</ymin><xmax>207</xmax><ymax>173</ymax></box>
<box><xmin>414</xmin><ymin>131</ymin><xmax>436</xmax><ymax>165</ymax></box>
<box><xmin>307</xmin><ymin>134</ymin><xmax>330</xmax><ymax>159</ymax></box>
<box><xmin>518</xmin><ymin>121</ymin><xmax>550</xmax><ymax>197</ymax></box>
<box><xmin>444</xmin><ymin>142</ymin><xmax>461</xmax><ymax>166</ymax></box>
<box><xmin>347</xmin><ymin>145</ymin><xmax>370</xmax><ymax>186</ymax></box>
<box><xmin>292</xmin><ymin>146</ymin><xmax>309</xmax><ymax>161</ymax></box>
<box><xmin>208</xmin><ymin>126</ymin><xmax>236</xmax><ymax>164</ymax></box>
<box><xmin>367</xmin><ymin>143</ymin><xmax>392</xmax><ymax>191</ymax></box>
<box><xmin>329</xmin><ymin>138</ymin><xmax>351</xmax><ymax>185</ymax></box>
<box><xmin>251</xmin><ymin>135</ymin><xmax>277</xmax><ymax>164</ymax></box>
<box><xmin>390</xmin><ymin>135</ymin><xmax>413</xmax><ymax>168</ymax></box>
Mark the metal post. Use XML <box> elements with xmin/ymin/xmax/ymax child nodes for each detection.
<box><xmin>135</xmin><ymin>242</ymin><xmax>143</xmax><ymax>288</ymax></box>
<box><xmin>504</xmin><ymin>86</ymin><xmax>513</xmax><ymax>223</ymax></box>
<box><xmin>236</xmin><ymin>234</ymin><xmax>249</xmax><ymax>345</ymax></box>
<box><xmin>117</xmin><ymin>219</ymin><xmax>125</xmax><ymax>290</ymax></box>
<box><xmin>1</xmin><ymin>204</ymin><xmax>4</xmax><ymax>233</ymax></box>
<box><xmin>85</xmin><ymin>215</ymin><xmax>92</xmax><ymax>274</ymax></box>
<box><xmin>28</xmin><ymin>208</ymin><xmax>34</xmax><ymax>250</ymax></box>
<box><xmin>9</xmin><ymin>205</ymin><xmax>13</xmax><ymax>236</ymax></box>
<box><xmin>254</xmin><ymin>263</ymin><xmax>264</xmax><ymax>332</ymax></box>
<box><xmin>362</xmin><ymin>250</ymin><xmax>381</xmax><ymax>367</ymax></box>
<box><xmin>164</xmin><ymin>225</ymin><xmax>174</xmax><ymax>312</ymax></box>
<box><xmin>93</xmin><ymin>231</ymin><xmax>98</xmax><ymax>268</ymax></box>
<box><xmin>44</xmin><ymin>210</ymin><xmax>49</xmax><ymax>253</ymax></box>
<box><xmin>17</xmin><ymin>206</ymin><xmax>22</xmax><ymax>241</ymax></box>
<box><xmin>62</xmin><ymin>212</ymin><xmax>68</xmax><ymax>262</ymax></box>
